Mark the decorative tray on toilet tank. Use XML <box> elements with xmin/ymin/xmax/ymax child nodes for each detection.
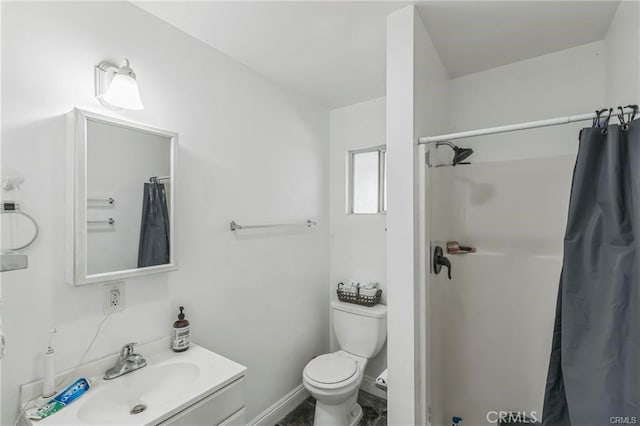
<box><xmin>336</xmin><ymin>282</ymin><xmax>382</xmax><ymax>307</ymax></box>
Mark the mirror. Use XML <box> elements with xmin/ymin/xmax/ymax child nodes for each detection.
<box><xmin>66</xmin><ymin>109</ymin><xmax>178</xmax><ymax>285</ymax></box>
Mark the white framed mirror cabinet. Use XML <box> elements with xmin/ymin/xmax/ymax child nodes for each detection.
<box><xmin>66</xmin><ymin>108</ymin><xmax>178</xmax><ymax>286</ymax></box>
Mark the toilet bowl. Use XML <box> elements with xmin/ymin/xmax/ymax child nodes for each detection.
<box><xmin>302</xmin><ymin>301</ymin><xmax>386</xmax><ymax>426</ymax></box>
<box><xmin>303</xmin><ymin>351</ymin><xmax>367</xmax><ymax>426</ymax></box>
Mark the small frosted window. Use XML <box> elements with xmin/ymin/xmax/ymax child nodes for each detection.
<box><xmin>349</xmin><ymin>146</ymin><xmax>386</xmax><ymax>214</ymax></box>
<box><xmin>352</xmin><ymin>151</ymin><xmax>379</xmax><ymax>213</ymax></box>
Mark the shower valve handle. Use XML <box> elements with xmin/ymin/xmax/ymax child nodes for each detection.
<box><xmin>433</xmin><ymin>246</ymin><xmax>452</xmax><ymax>279</ymax></box>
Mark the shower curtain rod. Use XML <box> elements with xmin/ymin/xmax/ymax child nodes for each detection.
<box><xmin>418</xmin><ymin>106</ymin><xmax>637</xmax><ymax>144</ymax></box>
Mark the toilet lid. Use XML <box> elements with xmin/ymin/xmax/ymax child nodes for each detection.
<box><xmin>305</xmin><ymin>354</ymin><xmax>357</xmax><ymax>384</ymax></box>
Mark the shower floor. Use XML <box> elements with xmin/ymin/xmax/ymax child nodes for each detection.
<box><xmin>274</xmin><ymin>390</ymin><xmax>387</xmax><ymax>426</ymax></box>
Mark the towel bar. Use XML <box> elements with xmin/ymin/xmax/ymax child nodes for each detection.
<box><xmin>230</xmin><ymin>220</ymin><xmax>316</xmax><ymax>231</ymax></box>
<box><xmin>87</xmin><ymin>218</ymin><xmax>115</xmax><ymax>225</ymax></box>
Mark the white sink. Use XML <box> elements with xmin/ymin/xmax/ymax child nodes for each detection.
<box><xmin>21</xmin><ymin>340</ymin><xmax>246</xmax><ymax>426</ymax></box>
<box><xmin>77</xmin><ymin>363</ymin><xmax>200</xmax><ymax>424</ymax></box>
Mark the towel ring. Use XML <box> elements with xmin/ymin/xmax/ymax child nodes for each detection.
<box><xmin>1</xmin><ymin>210</ymin><xmax>39</xmax><ymax>251</ymax></box>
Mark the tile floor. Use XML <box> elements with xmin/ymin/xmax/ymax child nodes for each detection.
<box><xmin>275</xmin><ymin>390</ymin><xmax>387</xmax><ymax>426</ymax></box>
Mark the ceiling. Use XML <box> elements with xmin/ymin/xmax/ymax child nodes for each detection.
<box><xmin>134</xmin><ymin>1</ymin><xmax>403</xmax><ymax>108</ymax></box>
<box><xmin>416</xmin><ymin>1</ymin><xmax>619</xmax><ymax>79</ymax></box>
<box><xmin>135</xmin><ymin>1</ymin><xmax>620</xmax><ymax>109</ymax></box>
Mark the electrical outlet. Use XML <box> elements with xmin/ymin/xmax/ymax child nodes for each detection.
<box><xmin>103</xmin><ymin>282</ymin><xmax>126</xmax><ymax>313</ymax></box>
<box><xmin>110</xmin><ymin>289</ymin><xmax>120</xmax><ymax>307</ymax></box>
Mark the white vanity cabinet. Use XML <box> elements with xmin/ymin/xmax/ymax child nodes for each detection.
<box><xmin>19</xmin><ymin>338</ymin><xmax>247</xmax><ymax>426</ymax></box>
<box><xmin>159</xmin><ymin>377</ymin><xmax>245</xmax><ymax>426</ymax></box>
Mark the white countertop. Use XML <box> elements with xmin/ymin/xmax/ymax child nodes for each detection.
<box><xmin>20</xmin><ymin>337</ymin><xmax>246</xmax><ymax>425</ymax></box>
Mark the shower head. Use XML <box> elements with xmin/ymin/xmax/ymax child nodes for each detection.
<box><xmin>453</xmin><ymin>146</ymin><xmax>474</xmax><ymax>164</ymax></box>
<box><xmin>436</xmin><ymin>141</ymin><xmax>474</xmax><ymax>166</ymax></box>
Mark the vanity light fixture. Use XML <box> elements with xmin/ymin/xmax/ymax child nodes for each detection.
<box><xmin>94</xmin><ymin>58</ymin><xmax>144</xmax><ymax>110</ymax></box>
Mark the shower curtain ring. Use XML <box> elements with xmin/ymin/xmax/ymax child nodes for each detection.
<box><xmin>602</xmin><ymin>108</ymin><xmax>613</xmax><ymax>134</ymax></box>
<box><xmin>625</xmin><ymin>104</ymin><xmax>638</xmax><ymax>122</ymax></box>
<box><xmin>618</xmin><ymin>106</ymin><xmax>629</xmax><ymax>131</ymax></box>
<box><xmin>593</xmin><ymin>109</ymin><xmax>608</xmax><ymax>128</ymax></box>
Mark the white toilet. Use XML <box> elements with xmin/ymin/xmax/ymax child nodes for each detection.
<box><xmin>303</xmin><ymin>301</ymin><xmax>387</xmax><ymax>426</ymax></box>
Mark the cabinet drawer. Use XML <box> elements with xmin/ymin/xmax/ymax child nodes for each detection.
<box><xmin>158</xmin><ymin>377</ymin><xmax>245</xmax><ymax>426</ymax></box>
<box><xmin>219</xmin><ymin>409</ymin><xmax>245</xmax><ymax>426</ymax></box>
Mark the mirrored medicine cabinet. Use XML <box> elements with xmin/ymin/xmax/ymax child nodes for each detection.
<box><xmin>66</xmin><ymin>108</ymin><xmax>178</xmax><ymax>286</ymax></box>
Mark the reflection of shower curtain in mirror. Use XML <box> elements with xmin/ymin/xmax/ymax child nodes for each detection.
<box><xmin>138</xmin><ymin>182</ymin><xmax>170</xmax><ymax>267</ymax></box>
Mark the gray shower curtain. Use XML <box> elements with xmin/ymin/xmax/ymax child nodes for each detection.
<box><xmin>137</xmin><ymin>182</ymin><xmax>170</xmax><ymax>267</ymax></box>
<box><xmin>543</xmin><ymin>119</ymin><xmax>640</xmax><ymax>425</ymax></box>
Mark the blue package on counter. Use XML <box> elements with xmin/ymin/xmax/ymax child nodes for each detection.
<box><xmin>53</xmin><ymin>378</ymin><xmax>90</xmax><ymax>405</ymax></box>
<box><xmin>26</xmin><ymin>378</ymin><xmax>91</xmax><ymax>420</ymax></box>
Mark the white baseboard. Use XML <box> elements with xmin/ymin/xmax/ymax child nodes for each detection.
<box><xmin>360</xmin><ymin>374</ymin><xmax>387</xmax><ymax>400</ymax></box>
<box><xmin>248</xmin><ymin>376</ymin><xmax>386</xmax><ymax>426</ymax></box>
<box><xmin>248</xmin><ymin>384</ymin><xmax>310</xmax><ymax>426</ymax></box>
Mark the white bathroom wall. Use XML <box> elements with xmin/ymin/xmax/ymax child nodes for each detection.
<box><xmin>413</xmin><ymin>11</ymin><xmax>451</xmax><ymax>426</ymax></box>
<box><xmin>429</xmin><ymin>42</ymin><xmax>608</xmax><ymax>425</ymax></box>
<box><xmin>386</xmin><ymin>8</ymin><xmax>421</xmax><ymax>424</ymax></box>
<box><xmin>1</xmin><ymin>2</ymin><xmax>329</xmax><ymax>424</ymax></box>
<box><xmin>386</xmin><ymin>6</ymin><xmax>450</xmax><ymax>425</ymax></box>
<box><xmin>605</xmin><ymin>1</ymin><xmax>639</xmax><ymax>106</ymax></box>
<box><xmin>328</xmin><ymin>97</ymin><xmax>387</xmax><ymax>386</ymax></box>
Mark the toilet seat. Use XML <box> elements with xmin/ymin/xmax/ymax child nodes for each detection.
<box><xmin>304</xmin><ymin>353</ymin><xmax>358</xmax><ymax>385</ymax></box>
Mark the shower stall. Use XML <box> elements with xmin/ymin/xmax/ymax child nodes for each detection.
<box><xmin>415</xmin><ymin>7</ymin><xmax>640</xmax><ymax>424</ymax></box>
<box><xmin>424</xmin><ymin>140</ymin><xmax>576</xmax><ymax>425</ymax></box>
<box><xmin>423</xmin><ymin>109</ymin><xmax>640</xmax><ymax>426</ymax></box>
<box><xmin>382</xmin><ymin>3</ymin><xmax>640</xmax><ymax>425</ymax></box>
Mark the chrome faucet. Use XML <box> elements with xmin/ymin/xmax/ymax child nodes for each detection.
<box><xmin>104</xmin><ymin>343</ymin><xmax>147</xmax><ymax>380</ymax></box>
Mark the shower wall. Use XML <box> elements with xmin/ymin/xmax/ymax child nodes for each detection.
<box><xmin>446</xmin><ymin>41</ymin><xmax>605</xmax><ymax>164</ymax></box>
<box><xmin>431</xmin><ymin>157</ymin><xmax>575</xmax><ymax>425</ymax></box>
<box><xmin>429</xmin><ymin>42</ymin><xmax>607</xmax><ymax>426</ymax></box>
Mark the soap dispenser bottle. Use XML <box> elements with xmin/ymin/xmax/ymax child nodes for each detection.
<box><xmin>172</xmin><ymin>306</ymin><xmax>190</xmax><ymax>352</ymax></box>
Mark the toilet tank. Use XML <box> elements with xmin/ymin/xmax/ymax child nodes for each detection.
<box><xmin>332</xmin><ymin>301</ymin><xmax>387</xmax><ymax>358</ymax></box>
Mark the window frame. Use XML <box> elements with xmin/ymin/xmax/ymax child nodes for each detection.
<box><xmin>347</xmin><ymin>145</ymin><xmax>387</xmax><ymax>215</ymax></box>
